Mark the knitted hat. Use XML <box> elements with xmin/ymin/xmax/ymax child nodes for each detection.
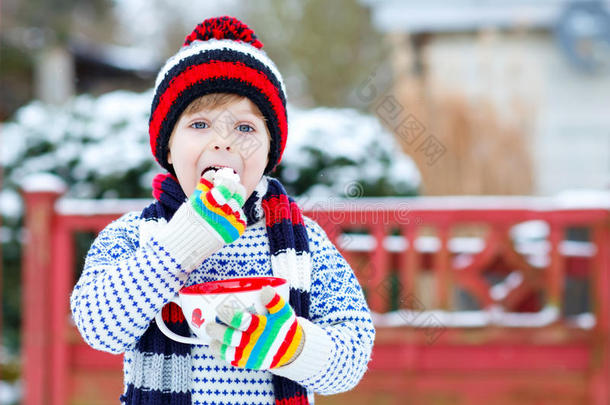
<box><xmin>149</xmin><ymin>16</ymin><xmax>288</xmax><ymax>176</ymax></box>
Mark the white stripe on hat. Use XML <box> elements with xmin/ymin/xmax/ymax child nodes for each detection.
<box><xmin>155</xmin><ymin>38</ymin><xmax>286</xmax><ymax>97</ymax></box>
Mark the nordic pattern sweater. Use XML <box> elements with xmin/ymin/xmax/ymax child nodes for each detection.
<box><xmin>70</xmin><ymin>206</ymin><xmax>375</xmax><ymax>405</ymax></box>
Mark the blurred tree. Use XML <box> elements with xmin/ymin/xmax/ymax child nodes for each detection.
<box><xmin>2</xmin><ymin>0</ymin><xmax>389</xmax><ymax>113</ymax></box>
<box><xmin>0</xmin><ymin>42</ymin><xmax>33</xmax><ymax>120</ymax></box>
<box><xmin>5</xmin><ymin>0</ymin><xmax>116</xmax><ymax>45</ymax></box>
<box><xmin>239</xmin><ymin>0</ymin><xmax>391</xmax><ymax>109</ymax></box>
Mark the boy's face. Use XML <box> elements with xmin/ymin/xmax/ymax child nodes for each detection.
<box><xmin>167</xmin><ymin>97</ymin><xmax>270</xmax><ymax>200</ymax></box>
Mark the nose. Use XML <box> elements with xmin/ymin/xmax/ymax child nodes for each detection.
<box><xmin>210</xmin><ymin>127</ymin><xmax>233</xmax><ymax>152</ymax></box>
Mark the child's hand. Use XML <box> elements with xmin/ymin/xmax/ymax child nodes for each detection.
<box><xmin>206</xmin><ymin>286</ymin><xmax>305</xmax><ymax>370</ymax></box>
<box><xmin>188</xmin><ymin>167</ymin><xmax>247</xmax><ymax>245</ymax></box>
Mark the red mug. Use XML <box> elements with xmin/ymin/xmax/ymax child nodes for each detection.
<box><xmin>155</xmin><ymin>276</ymin><xmax>289</xmax><ymax>345</ymax></box>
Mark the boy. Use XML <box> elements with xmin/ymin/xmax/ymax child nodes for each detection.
<box><xmin>70</xmin><ymin>16</ymin><xmax>375</xmax><ymax>405</ymax></box>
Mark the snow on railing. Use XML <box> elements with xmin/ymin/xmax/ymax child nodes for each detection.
<box><xmin>371</xmin><ymin>306</ymin><xmax>596</xmax><ymax>330</ymax></box>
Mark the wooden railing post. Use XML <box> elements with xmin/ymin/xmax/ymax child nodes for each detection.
<box><xmin>591</xmin><ymin>217</ymin><xmax>610</xmax><ymax>405</ymax></box>
<box><xmin>400</xmin><ymin>223</ymin><xmax>419</xmax><ymax>309</ymax></box>
<box><xmin>435</xmin><ymin>224</ymin><xmax>452</xmax><ymax>310</ymax></box>
<box><xmin>20</xmin><ymin>174</ymin><xmax>66</xmax><ymax>405</ymax></box>
<box><xmin>370</xmin><ymin>222</ymin><xmax>390</xmax><ymax>312</ymax></box>
<box><xmin>50</xmin><ymin>220</ymin><xmax>73</xmax><ymax>405</ymax></box>
<box><xmin>547</xmin><ymin>223</ymin><xmax>565</xmax><ymax>313</ymax></box>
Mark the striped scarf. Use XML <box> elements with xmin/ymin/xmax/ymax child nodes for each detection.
<box><xmin>120</xmin><ymin>172</ymin><xmax>311</xmax><ymax>405</ymax></box>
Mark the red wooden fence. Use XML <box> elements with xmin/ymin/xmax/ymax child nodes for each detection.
<box><xmin>20</xmin><ymin>188</ymin><xmax>610</xmax><ymax>405</ymax></box>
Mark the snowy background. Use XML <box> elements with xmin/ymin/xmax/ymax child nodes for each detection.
<box><xmin>0</xmin><ymin>89</ymin><xmax>420</xmax><ymax>216</ymax></box>
<box><xmin>2</xmin><ymin>0</ymin><xmax>610</xmax><ymax>403</ymax></box>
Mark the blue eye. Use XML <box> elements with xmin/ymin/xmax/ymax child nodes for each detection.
<box><xmin>237</xmin><ymin>124</ymin><xmax>254</xmax><ymax>133</ymax></box>
<box><xmin>191</xmin><ymin>121</ymin><xmax>208</xmax><ymax>129</ymax></box>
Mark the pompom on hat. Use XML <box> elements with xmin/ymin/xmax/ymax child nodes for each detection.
<box><xmin>149</xmin><ymin>16</ymin><xmax>288</xmax><ymax>176</ymax></box>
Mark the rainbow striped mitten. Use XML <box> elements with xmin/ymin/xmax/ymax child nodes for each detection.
<box><xmin>189</xmin><ymin>167</ymin><xmax>247</xmax><ymax>245</ymax></box>
<box><xmin>207</xmin><ymin>286</ymin><xmax>305</xmax><ymax>370</ymax></box>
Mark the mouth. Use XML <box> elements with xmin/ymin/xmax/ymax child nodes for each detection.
<box><xmin>201</xmin><ymin>165</ymin><xmax>238</xmax><ymax>177</ymax></box>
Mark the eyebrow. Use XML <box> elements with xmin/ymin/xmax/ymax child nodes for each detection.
<box><xmin>186</xmin><ymin>110</ymin><xmax>262</xmax><ymax>121</ymax></box>
<box><xmin>228</xmin><ymin>110</ymin><xmax>262</xmax><ymax>120</ymax></box>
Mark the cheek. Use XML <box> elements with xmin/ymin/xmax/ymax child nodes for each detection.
<box><xmin>242</xmin><ymin>144</ymin><xmax>269</xmax><ymax>198</ymax></box>
<box><xmin>169</xmin><ymin>145</ymin><xmax>200</xmax><ymax>196</ymax></box>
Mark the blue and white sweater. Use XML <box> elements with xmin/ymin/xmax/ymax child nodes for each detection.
<box><xmin>70</xmin><ymin>206</ymin><xmax>375</xmax><ymax>404</ymax></box>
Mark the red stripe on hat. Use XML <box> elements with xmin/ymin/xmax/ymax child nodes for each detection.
<box><xmin>150</xmin><ymin>60</ymin><xmax>286</xmax><ymax>161</ymax></box>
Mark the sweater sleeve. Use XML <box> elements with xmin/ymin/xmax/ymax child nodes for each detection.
<box><xmin>270</xmin><ymin>216</ymin><xmax>376</xmax><ymax>395</ymax></box>
<box><xmin>70</xmin><ymin>203</ymin><xmax>224</xmax><ymax>354</ymax></box>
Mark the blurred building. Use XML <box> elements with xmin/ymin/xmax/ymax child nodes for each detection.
<box><xmin>0</xmin><ymin>36</ymin><xmax>157</xmax><ymax>120</ymax></box>
<box><xmin>361</xmin><ymin>0</ymin><xmax>610</xmax><ymax>196</ymax></box>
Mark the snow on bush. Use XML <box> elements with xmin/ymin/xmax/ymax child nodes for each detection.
<box><xmin>284</xmin><ymin>105</ymin><xmax>420</xmax><ymax>197</ymax></box>
<box><xmin>1</xmin><ymin>89</ymin><xmax>421</xmax><ymax>219</ymax></box>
